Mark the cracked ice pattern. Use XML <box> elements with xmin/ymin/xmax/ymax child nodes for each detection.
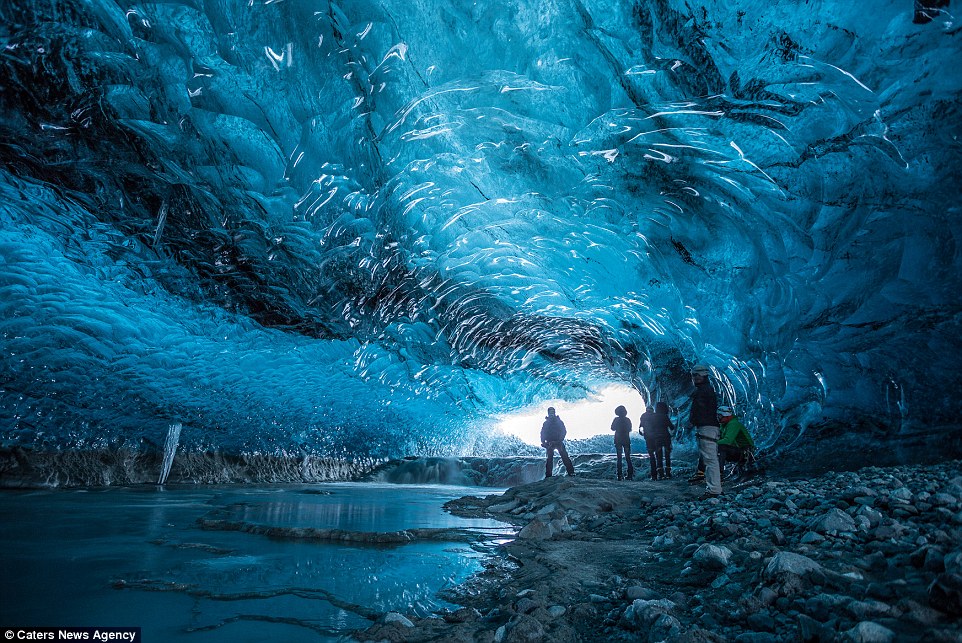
<box><xmin>0</xmin><ymin>0</ymin><xmax>959</xmax><ymax>457</ymax></box>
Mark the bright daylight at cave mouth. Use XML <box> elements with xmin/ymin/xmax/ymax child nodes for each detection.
<box><xmin>497</xmin><ymin>384</ymin><xmax>649</xmax><ymax>444</ymax></box>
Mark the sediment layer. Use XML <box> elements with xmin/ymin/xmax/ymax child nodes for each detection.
<box><xmin>0</xmin><ymin>447</ymin><xmax>380</xmax><ymax>487</ymax></box>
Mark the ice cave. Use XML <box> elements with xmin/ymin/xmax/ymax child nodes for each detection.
<box><xmin>1</xmin><ymin>0</ymin><xmax>961</xmax><ymax>640</ymax></box>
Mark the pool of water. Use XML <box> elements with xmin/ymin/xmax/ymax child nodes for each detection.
<box><xmin>0</xmin><ymin>483</ymin><xmax>511</xmax><ymax>641</ymax></box>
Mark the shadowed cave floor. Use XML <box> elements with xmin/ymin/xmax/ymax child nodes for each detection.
<box><xmin>354</xmin><ymin>456</ymin><xmax>962</xmax><ymax>643</ymax></box>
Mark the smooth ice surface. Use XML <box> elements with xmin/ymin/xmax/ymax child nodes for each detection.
<box><xmin>0</xmin><ymin>484</ymin><xmax>510</xmax><ymax>640</ymax></box>
<box><xmin>1</xmin><ymin>0</ymin><xmax>960</xmax><ymax>458</ymax></box>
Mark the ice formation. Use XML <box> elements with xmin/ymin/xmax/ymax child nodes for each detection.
<box><xmin>1</xmin><ymin>0</ymin><xmax>959</xmax><ymax>459</ymax></box>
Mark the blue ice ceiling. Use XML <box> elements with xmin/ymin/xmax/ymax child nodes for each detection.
<box><xmin>1</xmin><ymin>0</ymin><xmax>960</xmax><ymax>458</ymax></box>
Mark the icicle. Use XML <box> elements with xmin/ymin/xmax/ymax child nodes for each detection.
<box><xmin>152</xmin><ymin>200</ymin><xmax>168</xmax><ymax>248</ymax></box>
<box><xmin>158</xmin><ymin>423</ymin><xmax>182</xmax><ymax>485</ymax></box>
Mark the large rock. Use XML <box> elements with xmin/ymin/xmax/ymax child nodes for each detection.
<box><xmin>928</xmin><ymin>572</ymin><xmax>962</xmax><ymax>616</ymax></box>
<box><xmin>931</xmin><ymin>493</ymin><xmax>958</xmax><ymax>507</ymax></box>
<box><xmin>692</xmin><ymin>543</ymin><xmax>733</xmax><ymax>570</ymax></box>
<box><xmin>842</xmin><ymin>621</ymin><xmax>896</xmax><ymax>642</ymax></box>
<box><xmin>842</xmin><ymin>486</ymin><xmax>877</xmax><ymax>501</ymax></box>
<box><xmin>650</xmin><ymin>533</ymin><xmax>676</xmax><ymax>551</ymax></box>
<box><xmin>489</xmin><ymin>500</ymin><xmax>520</xmax><ymax>513</ymax></box>
<box><xmin>856</xmin><ymin>506</ymin><xmax>883</xmax><ymax>528</ymax></box>
<box><xmin>515</xmin><ymin>597</ymin><xmax>542</xmax><ymax>614</ymax></box>
<box><xmin>549</xmin><ymin>515</ymin><xmax>571</xmax><ymax>534</ymax></box>
<box><xmin>845</xmin><ymin>599</ymin><xmax>892</xmax><ymax>620</ymax></box>
<box><xmin>623</xmin><ymin>598</ymin><xmax>674</xmax><ymax>628</ymax></box>
<box><xmin>763</xmin><ymin>552</ymin><xmax>826</xmax><ymax>597</ymax></box>
<box><xmin>763</xmin><ymin>552</ymin><xmax>824</xmax><ymax>579</ymax></box>
<box><xmin>888</xmin><ymin>487</ymin><xmax>914</xmax><ymax>504</ymax></box>
<box><xmin>944</xmin><ymin>550</ymin><xmax>962</xmax><ymax>574</ymax></box>
<box><xmin>518</xmin><ymin>518</ymin><xmax>554</xmax><ymax>540</ymax></box>
<box><xmin>649</xmin><ymin>613</ymin><xmax>683</xmax><ymax>641</ymax></box>
<box><xmin>809</xmin><ymin>508</ymin><xmax>856</xmax><ymax>534</ymax></box>
<box><xmin>501</xmin><ymin>615</ymin><xmax>545</xmax><ymax>643</ymax></box>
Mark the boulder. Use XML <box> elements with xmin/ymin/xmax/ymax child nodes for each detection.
<box><xmin>944</xmin><ymin>550</ymin><xmax>962</xmax><ymax>574</ymax></box>
<box><xmin>841</xmin><ymin>621</ymin><xmax>895</xmax><ymax>643</ymax></box>
<box><xmin>650</xmin><ymin>533</ymin><xmax>675</xmax><ymax>551</ymax></box>
<box><xmin>931</xmin><ymin>493</ymin><xmax>958</xmax><ymax>507</ymax></box>
<box><xmin>763</xmin><ymin>552</ymin><xmax>824</xmax><ymax>579</ymax></box>
<box><xmin>518</xmin><ymin>518</ymin><xmax>554</xmax><ymax>540</ymax></box>
<box><xmin>650</xmin><ymin>613</ymin><xmax>683</xmax><ymax>641</ymax></box>
<box><xmin>489</xmin><ymin>500</ymin><xmax>520</xmax><ymax>513</ymax></box>
<box><xmin>623</xmin><ymin>598</ymin><xmax>674</xmax><ymax>628</ymax></box>
<box><xmin>856</xmin><ymin>506</ymin><xmax>883</xmax><ymax>528</ymax></box>
<box><xmin>888</xmin><ymin>487</ymin><xmax>914</xmax><ymax>504</ymax></box>
<box><xmin>549</xmin><ymin>515</ymin><xmax>571</xmax><ymax>534</ymax></box>
<box><xmin>928</xmin><ymin>572</ymin><xmax>962</xmax><ymax>616</ymax></box>
<box><xmin>809</xmin><ymin>508</ymin><xmax>856</xmax><ymax>534</ymax></box>
<box><xmin>692</xmin><ymin>543</ymin><xmax>733</xmax><ymax>570</ymax></box>
<box><xmin>842</xmin><ymin>486</ymin><xmax>877</xmax><ymax>501</ymax></box>
<box><xmin>845</xmin><ymin>599</ymin><xmax>892</xmax><ymax>620</ymax></box>
<box><xmin>502</xmin><ymin>614</ymin><xmax>545</xmax><ymax>643</ymax></box>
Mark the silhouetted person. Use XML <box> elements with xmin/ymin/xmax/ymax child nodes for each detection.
<box><xmin>541</xmin><ymin>407</ymin><xmax>575</xmax><ymax>478</ymax></box>
<box><xmin>688</xmin><ymin>364</ymin><xmax>721</xmax><ymax>499</ymax></box>
<box><xmin>610</xmin><ymin>405</ymin><xmax>634</xmax><ymax>480</ymax></box>
<box><xmin>640</xmin><ymin>401</ymin><xmax>674</xmax><ymax>480</ymax></box>
<box><xmin>717</xmin><ymin>405</ymin><xmax>755</xmax><ymax>472</ymax></box>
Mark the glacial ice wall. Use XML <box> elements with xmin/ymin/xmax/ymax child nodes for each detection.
<box><xmin>1</xmin><ymin>0</ymin><xmax>960</xmax><ymax>458</ymax></box>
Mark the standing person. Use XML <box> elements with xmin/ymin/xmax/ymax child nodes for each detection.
<box><xmin>610</xmin><ymin>405</ymin><xmax>634</xmax><ymax>480</ymax></box>
<box><xmin>717</xmin><ymin>406</ymin><xmax>755</xmax><ymax>473</ymax></box>
<box><xmin>640</xmin><ymin>401</ymin><xmax>675</xmax><ymax>480</ymax></box>
<box><xmin>688</xmin><ymin>364</ymin><xmax>722</xmax><ymax>499</ymax></box>
<box><xmin>541</xmin><ymin>407</ymin><xmax>575</xmax><ymax>478</ymax></box>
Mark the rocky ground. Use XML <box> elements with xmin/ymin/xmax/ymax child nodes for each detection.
<box><xmin>353</xmin><ymin>457</ymin><xmax>962</xmax><ymax>642</ymax></box>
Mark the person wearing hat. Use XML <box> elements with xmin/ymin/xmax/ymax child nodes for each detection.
<box><xmin>541</xmin><ymin>407</ymin><xmax>575</xmax><ymax>478</ymax></box>
<box><xmin>688</xmin><ymin>364</ymin><xmax>722</xmax><ymax>498</ymax></box>
<box><xmin>717</xmin><ymin>405</ymin><xmax>754</xmax><ymax>473</ymax></box>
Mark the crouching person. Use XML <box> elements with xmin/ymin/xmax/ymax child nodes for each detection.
<box><xmin>717</xmin><ymin>405</ymin><xmax>754</xmax><ymax>474</ymax></box>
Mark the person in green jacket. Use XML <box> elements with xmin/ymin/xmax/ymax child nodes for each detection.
<box><xmin>716</xmin><ymin>405</ymin><xmax>754</xmax><ymax>471</ymax></box>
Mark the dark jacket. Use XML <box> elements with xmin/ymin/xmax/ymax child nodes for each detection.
<box><xmin>640</xmin><ymin>410</ymin><xmax>674</xmax><ymax>448</ymax></box>
<box><xmin>611</xmin><ymin>416</ymin><xmax>632</xmax><ymax>446</ymax></box>
<box><xmin>541</xmin><ymin>415</ymin><xmax>567</xmax><ymax>443</ymax></box>
<box><xmin>689</xmin><ymin>380</ymin><xmax>718</xmax><ymax>427</ymax></box>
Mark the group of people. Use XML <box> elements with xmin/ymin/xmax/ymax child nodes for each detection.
<box><xmin>539</xmin><ymin>363</ymin><xmax>755</xmax><ymax>500</ymax></box>
<box><xmin>608</xmin><ymin>401</ymin><xmax>674</xmax><ymax>481</ymax></box>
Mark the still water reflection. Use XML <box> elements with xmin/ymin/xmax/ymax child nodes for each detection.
<box><xmin>0</xmin><ymin>483</ymin><xmax>511</xmax><ymax>642</ymax></box>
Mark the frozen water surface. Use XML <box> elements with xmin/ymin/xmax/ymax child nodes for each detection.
<box><xmin>0</xmin><ymin>484</ymin><xmax>511</xmax><ymax>641</ymax></box>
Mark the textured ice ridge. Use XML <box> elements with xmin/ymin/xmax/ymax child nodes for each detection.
<box><xmin>0</xmin><ymin>0</ymin><xmax>960</xmax><ymax>459</ymax></box>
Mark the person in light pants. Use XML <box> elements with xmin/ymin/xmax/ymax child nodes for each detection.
<box><xmin>688</xmin><ymin>364</ymin><xmax>722</xmax><ymax>498</ymax></box>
